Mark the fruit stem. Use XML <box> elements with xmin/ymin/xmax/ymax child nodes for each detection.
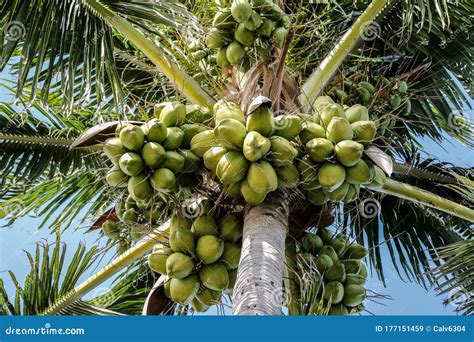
<box><xmin>83</xmin><ymin>0</ymin><xmax>216</xmax><ymax>108</ymax></box>
<box><xmin>367</xmin><ymin>179</ymin><xmax>474</xmax><ymax>222</ymax></box>
<box><xmin>298</xmin><ymin>0</ymin><xmax>395</xmax><ymax>111</ymax></box>
<box><xmin>40</xmin><ymin>221</ymin><xmax>170</xmax><ymax>315</ymax></box>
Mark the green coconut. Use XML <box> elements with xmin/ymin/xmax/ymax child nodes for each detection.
<box><xmin>323</xmin><ymin>281</ymin><xmax>344</xmax><ymax>304</ymax></box>
<box><xmin>206</xmin><ymin>28</ymin><xmax>228</xmax><ymax>49</ymax></box>
<box><xmin>308</xmin><ymin>188</ymin><xmax>326</xmax><ymax>205</ymax></box>
<box><xmin>318</xmin><ymin>228</ymin><xmax>334</xmax><ymax>244</ymax></box>
<box><xmin>306</xmin><ymin>138</ymin><xmax>334</xmax><ymax>163</ymax></box>
<box><xmin>213</xmin><ymin>8</ymin><xmax>235</xmax><ymax>29</ymax></box>
<box><xmin>320</xmin><ymin>245</ymin><xmax>339</xmax><ymax>264</ymax></box>
<box><xmin>326</xmin><ymin>117</ymin><xmax>353</xmax><ymax>143</ymax></box>
<box><xmin>226</xmin><ymin>41</ymin><xmax>246</xmax><ymax>65</ymax></box>
<box><xmin>343</xmin><ymin>184</ymin><xmax>360</xmax><ymax>203</ymax></box>
<box><xmin>351</xmin><ymin>121</ymin><xmax>377</xmax><ymax>145</ymax></box>
<box><xmin>196</xmin><ymin>287</ymin><xmax>222</xmax><ymax>306</ymax></box>
<box><xmin>192</xmin><ymin>298</ymin><xmax>210</xmax><ymax>312</ymax></box>
<box><xmin>221</xmin><ymin>242</ymin><xmax>241</xmax><ymax>270</ymax></box>
<box><xmin>312</xmin><ymin>96</ymin><xmax>334</xmax><ymax>116</ymax></box>
<box><xmin>315</xmin><ymin>254</ymin><xmax>333</xmax><ymax>273</ymax></box>
<box><xmin>180</xmin><ymin>123</ymin><xmax>207</xmax><ymax>149</ymax></box>
<box><xmin>334</xmin><ymin>140</ymin><xmax>364</xmax><ymax>167</ymax></box>
<box><xmin>329</xmin><ymin>236</ymin><xmax>347</xmax><ymax>256</ymax></box>
<box><xmin>141</xmin><ymin>142</ymin><xmax>166</xmax><ymax>168</ymax></box>
<box><xmin>257</xmin><ymin>18</ymin><xmax>275</xmax><ymax>37</ymax></box>
<box><xmin>103</xmin><ymin>138</ymin><xmax>127</xmax><ymax>164</ymax></box>
<box><xmin>276</xmin><ymin>163</ymin><xmax>300</xmax><ymax>188</ymax></box>
<box><xmin>216</xmin><ymin>151</ymin><xmax>249</xmax><ymax>185</ymax></box>
<box><xmin>159</xmin><ymin>102</ymin><xmax>186</xmax><ymax>127</ymax></box>
<box><xmin>274</xmin><ymin>115</ymin><xmax>303</xmax><ymax>140</ymax></box>
<box><xmin>122</xmin><ymin>208</ymin><xmax>138</xmax><ymax>223</ymax></box>
<box><xmin>368</xmin><ymin>165</ymin><xmax>387</xmax><ymax>188</ymax></box>
<box><xmin>219</xmin><ymin>213</ymin><xmax>243</xmax><ymax>243</ymax></box>
<box><xmin>324</xmin><ymin>182</ymin><xmax>350</xmax><ymax>202</ymax></box>
<box><xmin>320</xmin><ymin>103</ymin><xmax>346</xmax><ymax>127</ymax></box>
<box><xmin>234</xmin><ymin>23</ymin><xmax>255</xmax><ymax>46</ymax></box>
<box><xmin>299</xmin><ymin>122</ymin><xmax>327</xmax><ymax>144</ymax></box>
<box><xmin>345</xmin><ymin>273</ymin><xmax>367</xmax><ymax>286</ymax></box>
<box><xmin>199</xmin><ymin>262</ymin><xmax>229</xmax><ymax>291</ymax></box>
<box><xmin>345</xmin><ymin>104</ymin><xmax>369</xmax><ymax>123</ymax></box>
<box><xmin>329</xmin><ymin>304</ymin><xmax>349</xmax><ymax>316</ymax></box>
<box><xmin>190</xmin><ymin>130</ymin><xmax>217</xmax><ymax>157</ymax></box>
<box><xmin>215</xmin><ymin>118</ymin><xmax>247</xmax><ymax>150</ymax></box>
<box><xmin>150</xmin><ymin>168</ymin><xmax>176</xmax><ymax>191</ymax></box>
<box><xmin>162</xmin><ymin>127</ymin><xmax>184</xmax><ymax>150</ymax></box>
<box><xmin>160</xmin><ymin>151</ymin><xmax>185</xmax><ymax>173</ymax></box>
<box><xmin>344</xmin><ymin>243</ymin><xmax>368</xmax><ymax>259</ymax></box>
<box><xmin>240</xmin><ymin>179</ymin><xmax>267</xmax><ymax>205</ymax></box>
<box><xmin>272</xmin><ymin>27</ymin><xmax>288</xmax><ymax>48</ymax></box>
<box><xmin>196</xmin><ymin>235</ymin><xmax>225</xmax><ymax>264</ymax></box>
<box><xmin>244</xmin><ymin>10</ymin><xmax>262</xmax><ymax>31</ymax></box>
<box><xmin>247</xmin><ymin>160</ymin><xmax>278</xmax><ymax>194</ymax></box>
<box><xmin>231</xmin><ymin>0</ymin><xmax>252</xmax><ymax>23</ymax></box>
<box><xmin>119</xmin><ymin>125</ymin><xmax>145</xmax><ymax>151</ymax></box>
<box><xmin>325</xmin><ymin>262</ymin><xmax>346</xmax><ymax>283</ymax></box>
<box><xmin>216</xmin><ymin>46</ymin><xmax>231</xmax><ymax>68</ymax></box>
<box><xmin>106</xmin><ymin>166</ymin><xmax>129</xmax><ymax>187</ymax></box>
<box><xmin>166</xmin><ymin>252</ymin><xmax>194</xmax><ymax>279</ymax></box>
<box><xmin>192</xmin><ymin>215</ymin><xmax>218</xmax><ymax>238</ymax></box>
<box><xmin>246</xmin><ymin>105</ymin><xmax>275</xmax><ymax>137</ymax></box>
<box><xmin>318</xmin><ymin>162</ymin><xmax>346</xmax><ymax>192</ymax></box>
<box><xmin>141</xmin><ymin>119</ymin><xmax>167</xmax><ymax>143</ymax></box>
<box><xmin>170</xmin><ymin>274</ymin><xmax>200</xmax><ymax>304</ymax></box>
<box><xmin>342</xmin><ymin>284</ymin><xmax>366</xmax><ymax>307</ymax></box>
<box><xmin>242</xmin><ymin>131</ymin><xmax>271</xmax><ymax>162</ymax></box>
<box><xmin>302</xmin><ymin>233</ymin><xmax>323</xmax><ymax>254</ymax></box>
<box><xmin>169</xmin><ymin>228</ymin><xmax>195</xmax><ymax>254</ymax></box>
<box><xmin>269</xmin><ymin>136</ymin><xmax>298</xmax><ymax>166</ymax></box>
<box><xmin>213</xmin><ymin>100</ymin><xmax>246</xmax><ymax>125</ymax></box>
<box><xmin>102</xmin><ymin>220</ymin><xmax>120</xmax><ymax>239</ymax></box>
<box><xmin>179</xmin><ymin>150</ymin><xmax>200</xmax><ymax>173</ymax></box>
<box><xmin>128</xmin><ymin>174</ymin><xmax>153</xmax><ymax>202</ymax></box>
<box><xmin>203</xmin><ymin>146</ymin><xmax>227</xmax><ymax>171</ymax></box>
<box><xmin>119</xmin><ymin>152</ymin><xmax>144</xmax><ymax>176</ymax></box>
<box><xmin>148</xmin><ymin>246</ymin><xmax>172</xmax><ymax>274</ymax></box>
<box><xmin>345</xmin><ymin>160</ymin><xmax>374</xmax><ymax>185</ymax></box>
<box><xmin>170</xmin><ymin>214</ymin><xmax>192</xmax><ymax>232</ymax></box>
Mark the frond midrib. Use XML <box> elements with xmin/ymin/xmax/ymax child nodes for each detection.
<box><xmin>0</xmin><ymin>134</ymin><xmax>74</xmax><ymax>146</ymax></box>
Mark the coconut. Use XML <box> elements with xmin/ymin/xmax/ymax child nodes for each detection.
<box><xmin>141</xmin><ymin>119</ymin><xmax>167</xmax><ymax>143</ymax></box>
<box><xmin>162</xmin><ymin>127</ymin><xmax>184</xmax><ymax>151</ymax></box>
<box><xmin>143</xmin><ymin>207</ymin><xmax>161</xmax><ymax>222</ymax></box>
<box><xmin>119</xmin><ymin>125</ymin><xmax>145</xmax><ymax>151</ymax></box>
<box><xmin>199</xmin><ymin>262</ymin><xmax>229</xmax><ymax>291</ymax></box>
<box><xmin>272</xmin><ymin>27</ymin><xmax>288</xmax><ymax>48</ymax></box>
<box><xmin>196</xmin><ymin>235</ymin><xmax>225</xmax><ymax>264</ymax></box>
<box><xmin>213</xmin><ymin>100</ymin><xmax>245</xmax><ymax>125</ymax></box>
<box><xmin>320</xmin><ymin>103</ymin><xmax>346</xmax><ymax>127</ymax></box>
<box><xmin>390</xmin><ymin>94</ymin><xmax>402</xmax><ymax>109</ymax></box>
<box><xmin>151</xmin><ymin>168</ymin><xmax>176</xmax><ymax>191</ymax></box>
<box><xmin>351</xmin><ymin>121</ymin><xmax>377</xmax><ymax>145</ymax></box>
<box><xmin>119</xmin><ymin>152</ymin><xmax>144</xmax><ymax>177</ymax></box>
<box><xmin>359</xmin><ymin>81</ymin><xmax>375</xmax><ymax>94</ymax></box>
<box><xmin>299</xmin><ymin>122</ymin><xmax>327</xmax><ymax>144</ymax></box>
<box><xmin>186</xmin><ymin>105</ymin><xmax>212</xmax><ymax>124</ymax></box>
<box><xmin>122</xmin><ymin>209</ymin><xmax>138</xmax><ymax>223</ymax></box>
<box><xmin>318</xmin><ymin>228</ymin><xmax>334</xmax><ymax>244</ymax></box>
<box><xmin>234</xmin><ymin>23</ymin><xmax>255</xmax><ymax>46</ymax></box>
<box><xmin>226</xmin><ymin>41</ymin><xmax>246</xmax><ymax>65</ymax></box>
<box><xmin>170</xmin><ymin>274</ymin><xmax>200</xmax><ymax>304</ymax></box>
<box><xmin>102</xmin><ymin>220</ymin><xmax>120</xmax><ymax>239</ymax></box>
<box><xmin>191</xmin><ymin>51</ymin><xmax>207</xmax><ymax>61</ymax></box>
<box><xmin>179</xmin><ymin>150</ymin><xmax>200</xmax><ymax>173</ymax></box>
<box><xmin>246</xmin><ymin>106</ymin><xmax>275</xmax><ymax>137</ymax></box>
<box><xmin>308</xmin><ymin>188</ymin><xmax>326</xmax><ymax>205</ymax></box>
<box><xmin>342</xmin><ymin>284</ymin><xmax>366</xmax><ymax>307</ymax></box>
<box><xmin>206</xmin><ymin>28</ymin><xmax>228</xmax><ymax>49</ymax></box>
<box><xmin>315</xmin><ymin>254</ymin><xmax>333</xmax><ymax>273</ymax></box>
<box><xmin>302</xmin><ymin>233</ymin><xmax>323</xmax><ymax>254</ymax></box>
<box><xmin>343</xmin><ymin>184</ymin><xmax>360</xmax><ymax>203</ymax></box>
<box><xmin>240</xmin><ymin>179</ymin><xmax>267</xmax><ymax>205</ymax></box>
<box><xmin>159</xmin><ymin>102</ymin><xmax>186</xmax><ymax>127</ymax></box>
<box><xmin>170</xmin><ymin>229</ymin><xmax>195</xmax><ymax>254</ymax></box>
<box><xmin>269</xmin><ymin>136</ymin><xmax>298</xmax><ymax>166</ymax></box>
<box><xmin>213</xmin><ymin>8</ymin><xmax>235</xmax><ymax>29</ymax></box>
<box><xmin>221</xmin><ymin>241</ymin><xmax>241</xmax><ymax>269</ymax></box>
<box><xmin>192</xmin><ymin>298</ymin><xmax>210</xmax><ymax>312</ymax></box>
<box><xmin>318</xmin><ymin>162</ymin><xmax>346</xmax><ymax>192</ymax></box>
<box><xmin>244</xmin><ymin>10</ymin><xmax>262</xmax><ymax>31</ymax></box>
<box><xmin>251</xmin><ymin>0</ymin><xmax>266</xmax><ymax>5</ymax></box>
<box><xmin>141</xmin><ymin>142</ymin><xmax>166</xmax><ymax>168</ymax></box>
<box><xmin>320</xmin><ymin>245</ymin><xmax>339</xmax><ymax>263</ymax></box>
<box><xmin>325</xmin><ymin>262</ymin><xmax>346</xmax><ymax>283</ymax></box>
<box><xmin>368</xmin><ymin>165</ymin><xmax>387</xmax><ymax>188</ymax></box>
<box><xmin>165</xmin><ymin>252</ymin><xmax>193</xmax><ymax>278</ymax></box>
<box><xmin>306</xmin><ymin>138</ymin><xmax>334</xmax><ymax>163</ymax></box>
<box><xmin>276</xmin><ymin>163</ymin><xmax>300</xmax><ymax>188</ymax></box>
<box><xmin>181</xmin><ymin>124</ymin><xmax>208</xmax><ymax>149</ymax></box>
<box><xmin>357</xmin><ymin>87</ymin><xmax>371</xmax><ymax>105</ymax></box>
<box><xmin>170</xmin><ymin>214</ymin><xmax>192</xmax><ymax>232</ymax></box>
<box><xmin>216</xmin><ymin>46</ymin><xmax>231</xmax><ymax>68</ymax></box>
<box><xmin>334</xmin><ymin>89</ymin><xmax>348</xmax><ymax>103</ymax></box>
<box><xmin>301</xmin><ymin>252</ymin><xmax>315</xmax><ymax>266</ymax></box>
<box><xmin>274</xmin><ymin>115</ymin><xmax>303</xmax><ymax>140</ymax></box>
<box><xmin>219</xmin><ymin>213</ymin><xmax>243</xmax><ymax>242</ymax></box>
<box><xmin>160</xmin><ymin>151</ymin><xmax>185</xmax><ymax>173</ymax></box>
<box><xmin>345</xmin><ymin>274</ymin><xmax>366</xmax><ymax>286</ymax></box>
<box><xmin>148</xmin><ymin>246</ymin><xmax>172</xmax><ymax>274</ymax></box>
<box><xmin>329</xmin><ymin>236</ymin><xmax>347</xmax><ymax>256</ymax></box>
<box><xmin>335</xmin><ymin>140</ymin><xmax>364</xmax><ymax>167</ymax></box>
<box><xmin>103</xmin><ymin>138</ymin><xmax>127</xmax><ymax>164</ymax></box>
<box><xmin>106</xmin><ymin>166</ymin><xmax>129</xmax><ymax>187</ymax></box>
<box><xmin>345</xmin><ymin>160</ymin><xmax>374</xmax><ymax>185</ymax></box>
<box><xmin>342</xmin><ymin>260</ymin><xmax>366</xmax><ymax>278</ymax></box>
<box><xmin>128</xmin><ymin>174</ymin><xmax>153</xmax><ymax>202</ymax></box>
<box><xmin>257</xmin><ymin>18</ymin><xmax>275</xmax><ymax>37</ymax></box>
<box><xmin>324</xmin><ymin>182</ymin><xmax>350</xmax><ymax>202</ymax></box>
<box><xmin>247</xmin><ymin>161</ymin><xmax>278</xmax><ymax>194</ymax></box>
<box><xmin>326</xmin><ymin>117</ymin><xmax>353</xmax><ymax>143</ymax></box>
<box><xmin>226</xmin><ymin>269</ymin><xmax>238</xmax><ymax>293</ymax></box>
<box><xmin>344</xmin><ymin>243</ymin><xmax>368</xmax><ymax>259</ymax></box>
<box><xmin>215</xmin><ymin>118</ymin><xmax>247</xmax><ymax>150</ymax></box>
<box><xmin>203</xmin><ymin>147</ymin><xmax>227</xmax><ymax>171</ymax></box>
<box><xmin>224</xmin><ymin>182</ymin><xmax>242</xmax><ymax>199</ymax></box>
<box><xmin>196</xmin><ymin>286</ymin><xmax>222</xmax><ymax>306</ymax></box>
<box><xmin>398</xmin><ymin>81</ymin><xmax>408</xmax><ymax>93</ymax></box>
<box><xmin>190</xmin><ymin>130</ymin><xmax>217</xmax><ymax>157</ymax></box>
<box><xmin>329</xmin><ymin>304</ymin><xmax>349</xmax><ymax>316</ymax></box>
<box><xmin>192</xmin><ymin>215</ymin><xmax>218</xmax><ymax>238</ymax></box>
<box><xmin>297</xmin><ymin>155</ymin><xmax>319</xmax><ymax>185</ymax></box>
<box><xmin>230</xmin><ymin>0</ymin><xmax>252</xmax><ymax>23</ymax></box>
<box><xmin>312</xmin><ymin>96</ymin><xmax>334</xmax><ymax>115</ymax></box>
<box><xmin>345</xmin><ymin>104</ymin><xmax>369</xmax><ymax>123</ymax></box>
<box><xmin>216</xmin><ymin>151</ymin><xmax>249</xmax><ymax>185</ymax></box>
<box><xmin>323</xmin><ymin>281</ymin><xmax>344</xmax><ymax>304</ymax></box>
<box><xmin>242</xmin><ymin>131</ymin><xmax>271</xmax><ymax>162</ymax></box>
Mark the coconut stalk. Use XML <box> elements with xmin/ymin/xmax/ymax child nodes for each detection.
<box><xmin>368</xmin><ymin>179</ymin><xmax>474</xmax><ymax>222</ymax></box>
<box><xmin>83</xmin><ymin>0</ymin><xmax>215</xmax><ymax>108</ymax></box>
<box><xmin>232</xmin><ymin>191</ymin><xmax>289</xmax><ymax>315</ymax></box>
<box><xmin>40</xmin><ymin>221</ymin><xmax>170</xmax><ymax>315</ymax></box>
<box><xmin>299</xmin><ymin>0</ymin><xmax>395</xmax><ymax>111</ymax></box>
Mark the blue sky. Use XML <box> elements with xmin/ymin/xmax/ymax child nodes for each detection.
<box><xmin>0</xmin><ymin>66</ymin><xmax>472</xmax><ymax>315</ymax></box>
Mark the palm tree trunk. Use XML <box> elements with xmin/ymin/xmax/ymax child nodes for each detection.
<box><xmin>232</xmin><ymin>191</ymin><xmax>289</xmax><ymax>315</ymax></box>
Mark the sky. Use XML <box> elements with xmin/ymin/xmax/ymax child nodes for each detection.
<box><xmin>0</xmin><ymin>67</ymin><xmax>472</xmax><ymax>316</ymax></box>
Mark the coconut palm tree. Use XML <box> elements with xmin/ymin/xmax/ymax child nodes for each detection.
<box><xmin>0</xmin><ymin>0</ymin><xmax>472</xmax><ymax>316</ymax></box>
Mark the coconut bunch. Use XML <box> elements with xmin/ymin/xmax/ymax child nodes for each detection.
<box><xmin>147</xmin><ymin>210</ymin><xmax>243</xmax><ymax>312</ymax></box>
<box><xmin>298</xmin><ymin>96</ymin><xmax>387</xmax><ymax>205</ymax></box>
<box><xmin>191</xmin><ymin>97</ymin><xmax>302</xmax><ymax>205</ymax></box>
<box><xmin>297</xmin><ymin>228</ymin><xmax>369</xmax><ymax>315</ymax></box>
<box><xmin>206</xmin><ymin>0</ymin><xmax>290</xmax><ymax>68</ymax></box>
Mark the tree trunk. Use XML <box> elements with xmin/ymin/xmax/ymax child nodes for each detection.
<box><xmin>232</xmin><ymin>191</ymin><xmax>289</xmax><ymax>315</ymax></box>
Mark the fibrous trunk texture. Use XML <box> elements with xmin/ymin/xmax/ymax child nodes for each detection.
<box><xmin>232</xmin><ymin>191</ymin><xmax>289</xmax><ymax>315</ymax></box>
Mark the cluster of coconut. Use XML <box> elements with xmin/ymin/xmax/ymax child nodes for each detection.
<box><xmin>190</xmin><ymin>97</ymin><xmax>301</xmax><ymax>205</ymax></box>
<box><xmin>147</xmin><ymin>211</ymin><xmax>243</xmax><ymax>312</ymax></box>
<box><xmin>298</xmin><ymin>228</ymin><xmax>369</xmax><ymax>315</ymax></box>
<box><xmin>206</xmin><ymin>0</ymin><xmax>290</xmax><ymax>67</ymax></box>
<box><xmin>298</xmin><ymin>96</ymin><xmax>387</xmax><ymax>205</ymax></box>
